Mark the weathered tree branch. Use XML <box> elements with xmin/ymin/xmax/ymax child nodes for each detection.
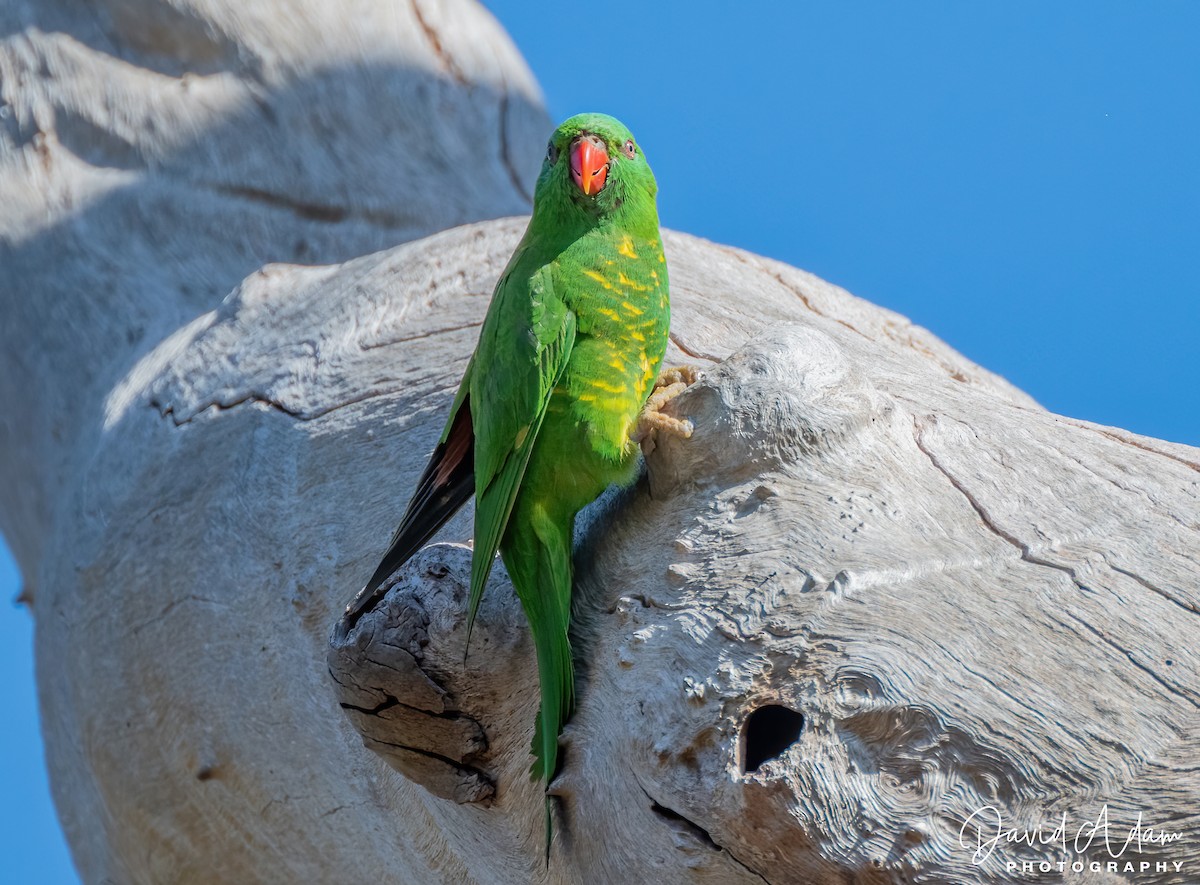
<box><xmin>2</xmin><ymin>2</ymin><xmax>1197</xmax><ymax>884</ymax></box>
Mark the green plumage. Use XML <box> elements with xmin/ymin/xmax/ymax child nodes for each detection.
<box><xmin>362</xmin><ymin>113</ymin><xmax>668</xmax><ymax>815</ymax></box>
<box><xmin>465</xmin><ymin>114</ymin><xmax>668</xmax><ymax>786</ymax></box>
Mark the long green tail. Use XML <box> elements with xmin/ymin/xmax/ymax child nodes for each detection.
<box><xmin>499</xmin><ymin>500</ymin><xmax>577</xmax><ymax>861</ymax></box>
<box><xmin>501</xmin><ymin>502</ymin><xmax>576</xmax><ymax>784</ymax></box>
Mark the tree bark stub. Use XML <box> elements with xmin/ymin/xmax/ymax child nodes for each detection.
<box><xmin>9</xmin><ymin>207</ymin><xmax>1198</xmax><ymax>883</ymax></box>
<box><xmin>328</xmin><ymin>543</ymin><xmax>539</xmax><ymax>807</ymax></box>
<box><xmin>2</xmin><ymin>1</ymin><xmax>1197</xmax><ymax>883</ymax></box>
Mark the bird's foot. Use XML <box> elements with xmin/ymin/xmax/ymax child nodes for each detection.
<box><xmin>634</xmin><ymin>365</ymin><xmax>702</xmax><ymax>456</ymax></box>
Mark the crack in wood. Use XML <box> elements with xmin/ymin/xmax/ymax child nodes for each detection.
<box><xmin>360</xmin><ymin>320</ymin><xmax>484</xmax><ymax>351</ymax></box>
<box><xmin>667</xmin><ymin>331</ymin><xmax>722</xmax><ymax>363</ymax></box>
<box><xmin>366</xmin><ymin>736</ymin><xmax>494</xmax><ymax>788</ymax></box>
<box><xmin>915</xmin><ymin>416</ymin><xmax>1200</xmax><ymax>622</ymax></box>
<box><xmin>770</xmin><ymin>271</ymin><xmax>869</xmax><ymax>340</ymax></box>
<box><xmin>633</xmin><ymin>777</ymin><xmax>772</xmax><ymax>884</ymax></box>
<box><xmin>208</xmin><ymin>183</ymin><xmax>419</xmax><ymax>230</ymax></box>
<box><xmin>150</xmin><ymin>385</ymin><xmax>400</xmax><ymax>426</ymax></box>
<box><xmin>410</xmin><ymin>0</ymin><xmax>467</xmax><ymax>86</ymax></box>
<box><xmin>497</xmin><ymin>91</ymin><xmax>533</xmax><ymax>206</ymax></box>
<box><xmin>912</xmin><ymin>416</ymin><xmax>1080</xmax><ymax>580</ymax></box>
<box><xmin>915</xmin><ymin>416</ymin><xmax>1200</xmax><ymax>715</ymax></box>
<box><xmin>1056</xmin><ymin>611</ymin><xmax>1200</xmax><ymax>712</ymax></box>
<box><xmin>1081</xmin><ymin>425</ymin><xmax>1200</xmax><ymax>474</ymax></box>
<box><xmin>914</xmin><ymin>417</ymin><xmax>1046</xmax><ymax>554</ymax></box>
<box><xmin>339</xmin><ymin>694</ymin><xmax>483</xmax><ymax>731</ymax></box>
<box><xmin>151</xmin><ymin>392</ymin><xmax>302</xmax><ymax>425</ymax></box>
<box><xmin>1105</xmin><ymin>559</ymin><xmax>1200</xmax><ymax>618</ymax></box>
<box><xmin>1046</xmin><ymin>437</ymin><xmax>1198</xmax><ymax>533</ymax></box>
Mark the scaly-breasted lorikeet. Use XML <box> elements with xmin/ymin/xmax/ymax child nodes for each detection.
<box><xmin>353</xmin><ymin>112</ymin><xmax>688</xmax><ymax>803</ymax></box>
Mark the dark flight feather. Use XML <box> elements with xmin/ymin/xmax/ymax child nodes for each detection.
<box><xmin>344</xmin><ymin>398</ymin><xmax>475</xmax><ymax>626</ymax></box>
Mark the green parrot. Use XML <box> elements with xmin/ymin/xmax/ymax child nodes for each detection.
<box><xmin>352</xmin><ymin>112</ymin><xmax>682</xmax><ymax>801</ymax></box>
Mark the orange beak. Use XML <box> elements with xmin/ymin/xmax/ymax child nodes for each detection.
<box><xmin>570</xmin><ymin>135</ymin><xmax>609</xmax><ymax>196</ymax></box>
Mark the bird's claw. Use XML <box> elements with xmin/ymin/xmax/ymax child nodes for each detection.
<box><xmin>634</xmin><ymin>365</ymin><xmax>702</xmax><ymax>455</ymax></box>
<box><xmin>653</xmin><ymin>365</ymin><xmax>703</xmax><ymax>389</ymax></box>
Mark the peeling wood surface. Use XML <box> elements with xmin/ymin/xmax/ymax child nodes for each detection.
<box><xmin>573</xmin><ymin>326</ymin><xmax>1199</xmax><ymax>884</ymax></box>
<box><xmin>2</xmin><ymin>3</ymin><xmax>1198</xmax><ymax>885</ymax></box>
<box><xmin>0</xmin><ymin>0</ymin><xmax>547</xmax><ymax>570</ymax></box>
<box><xmin>15</xmin><ymin>210</ymin><xmax>1198</xmax><ymax>883</ymax></box>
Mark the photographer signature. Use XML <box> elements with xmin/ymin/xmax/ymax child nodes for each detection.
<box><xmin>959</xmin><ymin>804</ymin><xmax>1182</xmax><ymax>866</ymax></box>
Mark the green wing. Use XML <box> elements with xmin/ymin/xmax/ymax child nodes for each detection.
<box><xmin>466</xmin><ymin>261</ymin><xmax>576</xmax><ymax>639</ymax></box>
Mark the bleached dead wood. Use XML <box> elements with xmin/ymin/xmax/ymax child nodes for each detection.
<box><xmin>2</xmin><ymin>2</ymin><xmax>1198</xmax><ymax>885</ymax></box>
<box><xmin>320</xmin><ymin>226</ymin><xmax>1200</xmax><ymax>885</ymax></box>
<box><xmin>0</xmin><ymin>0</ymin><xmax>546</xmax><ymax>571</ymax></box>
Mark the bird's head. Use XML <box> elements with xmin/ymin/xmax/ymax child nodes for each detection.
<box><xmin>533</xmin><ymin>113</ymin><xmax>658</xmax><ymax>225</ymax></box>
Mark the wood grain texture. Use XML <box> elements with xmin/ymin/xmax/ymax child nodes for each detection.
<box><xmin>2</xmin><ymin>2</ymin><xmax>1196</xmax><ymax>884</ymax></box>
<box><xmin>326</xmin><ymin>226</ymin><xmax>1197</xmax><ymax>884</ymax></box>
<box><xmin>0</xmin><ymin>0</ymin><xmax>545</xmax><ymax>570</ymax></box>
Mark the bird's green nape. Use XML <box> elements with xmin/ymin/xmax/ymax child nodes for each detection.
<box><xmin>362</xmin><ymin>111</ymin><xmax>673</xmax><ymax>858</ymax></box>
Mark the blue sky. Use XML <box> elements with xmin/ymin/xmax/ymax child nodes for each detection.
<box><xmin>2</xmin><ymin>5</ymin><xmax>1196</xmax><ymax>881</ymax></box>
<box><xmin>1</xmin><ymin>542</ymin><xmax>76</xmax><ymax>883</ymax></box>
<box><xmin>494</xmin><ymin>1</ymin><xmax>1199</xmax><ymax>446</ymax></box>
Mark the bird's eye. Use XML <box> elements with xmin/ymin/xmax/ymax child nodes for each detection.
<box><xmin>622</xmin><ymin>139</ymin><xmax>636</xmax><ymax>159</ymax></box>
<box><xmin>546</xmin><ymin>142</ymin><xmax>559</xmax><ymax>164</ymax></box>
